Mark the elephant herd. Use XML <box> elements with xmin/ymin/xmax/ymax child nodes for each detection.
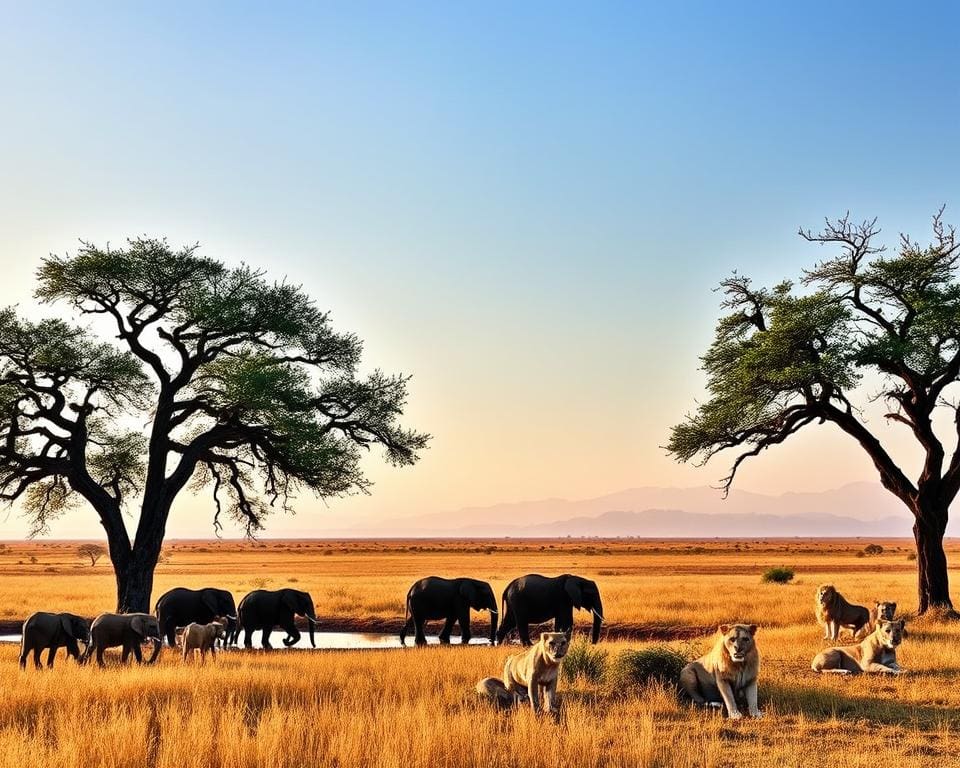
<box><xmin>400</xmin><ymin>573</ymin><xmax>605</xmax><ymax>647</ymax></box>
<box><xmin>18</xmin><ymin>587</ymin><xmax>321</xmax><ymax>669</ymax></box>
<box><xmin>17</xmin><ymin>573</ymin><xmax>604</xmax><ymax>669</ymax></box>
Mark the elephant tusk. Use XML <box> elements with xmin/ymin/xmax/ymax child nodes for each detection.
<box><xmin>307</xmin><ymin>615</ymin><xmax>321</xmax><ymax>624</ymax></box>
<box><xmin>592</xmin><ymin>609</ymin><xmax>604</xmax><ymax>623</ymax></box>
<box><xmin>489</xmin><ymin>609</ymin><xmax>498</xmax><ymax>614</ymax></box>
<box><xmin>225</xmin><ymin>615</ymin><xmax>237</xmax><ymax>621</ymax></box>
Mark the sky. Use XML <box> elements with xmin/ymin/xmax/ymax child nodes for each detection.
<box><xmin>1</xmin><ymin>2</ymin><xmax>959</xmax><ymax>538</ymax></box>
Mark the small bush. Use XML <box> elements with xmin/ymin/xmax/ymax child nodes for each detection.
<box><xmin>762</xmin><ymin>566</ymin><xmax>794</xmax><ymax>584</ymax></box>
<box><xmin>863</xmin><ymin>543</ymin><xmax>884</xmax><ymax>556</ymax></box>
<box><xmin>907</xmin><ymin>552</ymin><xmax>917</xmax><ymax>561</ymax></box>
<box><xmin>562</xmin><ymin>641</ymin><xmax>608</xmax><ymax>683</ymax></box>
<box><xmin>605</xmin><ymin>646</ymin><xmax>687</xmax><ymax>693</ymax></box>
<box><xmin>855</xmin><ymin>550</ymin><xmax>866</xmax><ymax>558</ymax></box>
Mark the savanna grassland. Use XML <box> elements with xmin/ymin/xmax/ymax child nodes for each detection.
<box><xmin>1</xmin><ymin>538</ymin><xmax>959</xmax><ymax>767</ymax></box>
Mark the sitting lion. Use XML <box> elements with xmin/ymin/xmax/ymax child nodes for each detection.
<box><xmin>179</xmin><ymin>620</ymin><xmax>226</xmax><ymax>662</ymax></box>
<box><xmin>679</xmin><ymin>624</ymin><xmax>762</xmax><ymax>719</ymax></box>
<box><xmin>815</xmin><ymin>584</ymin><xmax>869</xmax><ymax>640</ymax></box>
<box><xmin>476</xmin><ymin>631</ymin><xmax>569</xmax><ymax>714</ymax></box>
<box><xmin>811</xmin><ymin>619</ymin><xmax>905</xmax><ymax>674</ymax></box>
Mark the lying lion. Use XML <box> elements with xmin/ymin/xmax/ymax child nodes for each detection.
<box><xmin>811</xmin><ymin>619</ymin><xmax>905</xmax><ymax>675</ymax></box>
<box><xmin>179</xmin><ymin>620</ymin><xmax>227</xmax><ymax>662</ymax></box>
<box><xmin>815</xmin><ymin>584</ymin><xmax>869</xmax><ymax>640</ymax></box>
<box><xmin>679</xmin><ymin>624</ymin><xmax>762</xmax><ymax>719</ymax></box>
<box><xmin>476</xmin><ymin>631</ymin><xmax>569</xmax><ymax>714</ymax></box>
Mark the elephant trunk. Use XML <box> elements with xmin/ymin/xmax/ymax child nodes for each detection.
<box><xmin>590</xmin><ymin>599</ymin><xmax>604</xmax><ymax>644</ymax></box>
<box><xmin>488</xmin><ymin>608</ymin><xmax>498</xmax><ymax>645</ymax></box>
<box><xmin>306</xmin><ymin>613</ymin><xmax>319</xmax><ymax>648</ymax></box>
<box><xmin>146</xmin><ymin>636</ymin><xmax>162</xmax><ymax>664</ymax></box>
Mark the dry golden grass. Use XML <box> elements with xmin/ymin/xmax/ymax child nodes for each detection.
<box><xmin>1</xmin><ymin>538</ymin><xmax>958</xmax><ymax>767</ymax></box>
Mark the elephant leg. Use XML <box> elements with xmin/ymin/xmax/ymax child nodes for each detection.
<box><xmin>132</xmin><ymin>643</ymin><xmax>143</xmax><ymax>664</ymax></box>
<box><xmin>262</xmin><ymin>626</ymin><xmax>273</xmax><ymax>650</ymax></box>
<box><xmin>122</xmin><ymin>644</ymin><xmax>132</xmax><ymax>664</ymax></box>
<box><xmin>414</xmin><ymin>618</ymin><xmax>428</xmax><ymax>646</ymax></box>
<box><xmin>165</xmin><ymin>624</ymin><xmax>177</xmax><ymax>648</ymax></box>
<box><xmin>243</xmin><ymin>627</ymin><xmax>254</xmax><ymax>649</ymax></box>
<box><xmin>516</xmin><ymin>614</ymin><xmax>532</xmax><ymax>646</ymax></box>
<box><xmin>18</xmin><ymin>643</ymin><xmax>29</xmax><ymax>670</ymax></box>
<box><xmin>438</xmin><ymin>616</ymin><xmax>455</xmax><ymax>644</ymax></box>
<box><xmin>46</xmin><ymin>645</ymin><xmax>58</xmax><ymax>669</ymax></box>
<box><xmin>458</xmin><ymin>608</ymin><xmax>472</xmax><ymax>644</ymax></box>
<box><xmin>96</xmin><ymin>646</ymin><xmax>106</xmax><ymax>667</ymax></box>
<box><xmin>32</xmin><ymin>646</ymin><xmax>43</xmax><ymax>670</ymax></box>
<box><xmin>496</xmin><ymin>608</ymin><xmax>516</xmax><ymax>644</ymax></box>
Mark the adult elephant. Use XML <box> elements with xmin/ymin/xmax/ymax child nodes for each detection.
<box><xmin>399</xmin><ymin>576</ymin><xmax>498</xmax><ymax>646</ymax></box>
<box><xmin>155</xmin><ymin>587</ymin><xmax>238</xmax><ymax>647</ymax></box>
<box><xmin>83</xmin><ymin>612</ymin><xmax>162</xmax><ymax>667</ymax></box>
<box><xmin>237</xmin><ymin>589</ymin><xmax>320</xmax><ymax>649</ymax></box>
<box><xmin>496</xmin><ymin>574</ymin><xmax>604</xmax><ymax>646</ymax></box>
<box><xmin>19</xmin><ymin>612</ymin><xmax>90</xmax><ymax>670</ymax></box>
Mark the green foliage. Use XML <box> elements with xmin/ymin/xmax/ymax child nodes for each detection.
<box><xmin>762</xmin><ymin>566</ymin><xmax>794</xmax><ymax>584</ymax></box>
<box><xmin>605</xmin><ymin>646</ymin><xmax>687</xmax><ymax>693</ymax></box>
<box><xmin>562</xmin><ymin>640</ymin><xmax>608</xmax><ymax>683</ymax></box>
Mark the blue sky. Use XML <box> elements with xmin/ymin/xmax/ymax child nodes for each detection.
<box><xmin>1</xmin><ymin>2</ymin><xmax>958</xmax><ymax>536</ymax></box>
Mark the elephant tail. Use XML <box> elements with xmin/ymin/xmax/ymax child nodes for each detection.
<box><xmin>399</xmin><ymin>595</ymin><xmax>413</xmax><ymax>646</ymax></box>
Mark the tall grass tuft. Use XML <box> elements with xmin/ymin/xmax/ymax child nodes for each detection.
<box><xmin>562</xmin><ymin>640</ymin><xmax>608</xmax><ymax>683</ymax></box>
<box><xmin>605</xmin><ymin>645</ymin><xmax>687</xmax><ymax>694</ymax></box>
<box><xmin>761</xmin><ymin>566</ymin><xmax>794</xmax><ymax>584</ymax></box>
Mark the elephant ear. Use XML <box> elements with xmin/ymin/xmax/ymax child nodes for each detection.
<box><xmin>564</xmin><ymin>578</ymin><xmax>584</xmax><ymax>609</ymax></box>
<box><xmin>459</xmin><ymin>581</ymin><xmax>478</xmax><ymax>608</ymax></box>
<box><xmin>201</xmin><ymin>590</ymin><xmax>220</xmax><ymax>616</ymax></box>
<box><xmin>281</xmin><ymin>591</ymin><xmax>300</xmax><ymax>614</ymax></box>
<box><xmin>131</xmin><ymin>615</ymin><xmax>147</xmax><ymax>638</ymax></box>
<box><xmin>60</xmin><ymin>614</ymin><xmax>74</xmax><ymax>638</ymax></box>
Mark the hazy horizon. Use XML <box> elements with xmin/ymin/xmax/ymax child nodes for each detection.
<box><xmin>2</xmin><ymin>3</ymin><xmax>959</xmax><ymax>539</ymax></box>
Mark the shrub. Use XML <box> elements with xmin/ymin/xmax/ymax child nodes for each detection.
<box><xmin>855</xmin><ymin>550</ymin><xmax>866</xmax><ymax>558</ymax></box>
<box><xmin>605</xmin><ymin>646</ymin><xmax>687</xmax><ymax>693</ymax></box>
<box><xmin>761</xmin><ymin>566</ymin><xmax>794</xmax><ymax>584</ymax></box>
<box><xmin>863</xmin><ymin>543</ymin><xmax>884</xmax><ymax>556</ymax></box>
<box><xmin>907</xmin><ymin>552</ymin><xmax>917</xmax><ymax>561</ymax></box>
<box><xmin>562</xmin><ymin>641</ymin><xmax>608</xmax><ymax>684</ymax></box>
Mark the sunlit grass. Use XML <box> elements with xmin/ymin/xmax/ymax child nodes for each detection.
<box><xmin>0</xmin><ymin>538</ymin><xmax>958</xmax><ymax>766</ymax></box>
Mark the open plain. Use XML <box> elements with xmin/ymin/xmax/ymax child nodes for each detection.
<box><xmin>1</xmin><ymin>538</ymin><xmax>958</xmax><ymax>767</ymax></box>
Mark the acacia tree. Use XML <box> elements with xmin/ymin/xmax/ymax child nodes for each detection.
<box><xmin>669</xmin><ymin>210</ymin><xmax>960</xmax><ymax>615</ymax></box>
<box><xmin>0</xmin><ymin>239</ymin><xmax>428</xmax><ymax>612</ymax></box>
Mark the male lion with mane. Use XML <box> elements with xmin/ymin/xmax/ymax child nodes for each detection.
<box><xmin>679</xmin><ymin>624</ymin><xmax>762</xmax><ymax>719</ymax></box>
<box><xmin>815</xmin><ymin>584</ymin><xmax>869</xmax><ymax>640</ymax></box>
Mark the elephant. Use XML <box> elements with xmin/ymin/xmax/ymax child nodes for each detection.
<box><xmin>399</xmin><ymin>576</ymin><xmax>498</xmax><ymax>646</ymax></box>
<box><xmin>82</xmin><ymin>612</ymin><xmax>162</xmax><ymax>667</ymax></box>
<box><xmin>237</xmin><ymin>589</ymin><xmax>320</xmax><ymax>649</ymax></box>
<box><xmin>155</xmin><ymin>587</ymin><xmax>238</xmax><ymax>647</ymax></box>
<box><xmin>19</xmin><ymin>612</ymin><xmax>91</xmax><ymax>670</ymax></box>
<box><xmin>496</xmin><ymin>573</ymin><xmax>604</xmax><ymax>646</ymax></box>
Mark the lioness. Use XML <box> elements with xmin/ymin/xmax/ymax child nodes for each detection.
<box><xmin>811</xmin><ymin>619</ymin><xmax>905</xmax><ymax>675</ymax></box>
<box><xmin>815</xmin><ymin>584</ymin><xmax>869</xmax><ymax>640</ymax></box>
<box><xmin>179</xmin><ymin>620</ymin><xmax>226</xmax><ymax>662</ymax></box>
<box><xmin>679</xmin><ymin>624</ymin><xmax>762</xmax><ymax>720</ymax></box>
<box><xmin>476</xmin><ymin>631</ymin><xmax>569</xmax><ymax>714</ymax></box>
<box><xmin>869</xmin><ymin>601</ymin><xmax>897</xmax><ymax>630</ymax></box>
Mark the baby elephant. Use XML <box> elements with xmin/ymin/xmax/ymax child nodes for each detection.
<box><xmin>180</xmin><ymin>620</ymin><xmax>227</xmax><ymax>662</ymax></box>
<box><xmin>19</xmin><ymin>612</ymin><xmax>91</xmax><ymax>670</ymax></box>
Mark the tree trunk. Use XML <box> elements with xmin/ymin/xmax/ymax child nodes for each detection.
<box><xmin>116</xmin><ymin>555</ymin><xmax>158</xmax><ymax>613</ymax></box>
<box><xmin>912</xmin><ymin>501</ymin><xmax>953</xmax><ymax>614</ymax></box>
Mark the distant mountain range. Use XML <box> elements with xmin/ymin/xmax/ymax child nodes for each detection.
<box><xmin>340</xmin><ymin>482</ymin><xmax>919</xmax><ymax>537</ymax></box>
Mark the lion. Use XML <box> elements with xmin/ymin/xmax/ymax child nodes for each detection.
<box><xmin>476</xmin><ymin>631</ymin><xmax>569</xmax><ymax>714</ymax></box>
<box><xmin>179</xmin><ymin>620</ymin><xmax>226</xmax><ymax>662</ymax></box>
<box><xmin>815</xmin><ymin>584</ymin><xmax>870</xmax><ymax>640</ymax></box>
<box><xmin>679</xmin><ymin>624</ymin><xmax>762</xmax><ymax>719</ymax></box>
<box><xmin>811</xmin><ymin>619</ymin><xmax>905</xmax><ymax>674</ymax></box>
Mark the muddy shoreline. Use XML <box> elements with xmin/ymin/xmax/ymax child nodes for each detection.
<box><xmin>0</xmin><ymin>615</ymin><xmax>710</xmax><ymax>642</ymax></box>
